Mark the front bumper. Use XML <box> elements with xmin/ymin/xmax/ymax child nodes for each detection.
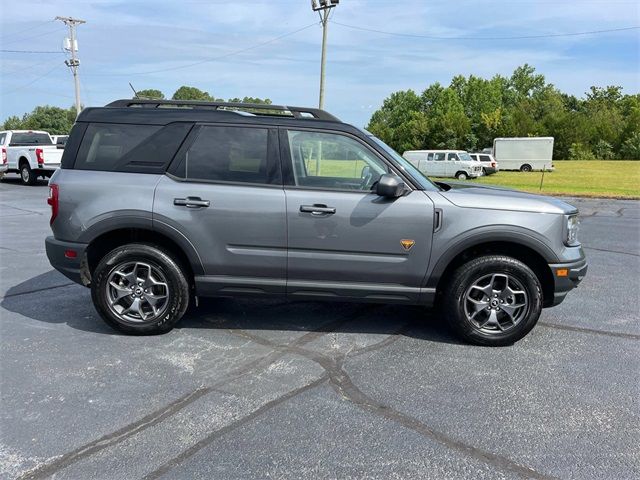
<box><xmin>45</xmin><ymin>236</ymin><xmax>89</xmax><ymax>286</ymax></box>
<box><xmin>548</xmin><ymin>257</ymin><xmax>588</xmax><ymax>306</ymax></box>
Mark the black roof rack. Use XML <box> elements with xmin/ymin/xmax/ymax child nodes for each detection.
<box><xmin>105</xmin><ymin>99</ymin><xmax>340</xmax><ymax>122</ymax></box>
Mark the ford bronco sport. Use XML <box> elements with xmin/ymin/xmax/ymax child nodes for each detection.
<box><xmin>45</xmin><ymin>99</ymin><xmax>587</xmax><ymax>346</ymax></box>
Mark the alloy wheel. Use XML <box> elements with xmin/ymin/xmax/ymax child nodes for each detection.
<box><xmin>105</xmin><ymin>261</ymin><xmax>170</xmax><ymax>323</ymax></box>
<box><xmin>463</xmin><ymin>273</ymin><xmax>528</xmax><ymax>334</ymax></box>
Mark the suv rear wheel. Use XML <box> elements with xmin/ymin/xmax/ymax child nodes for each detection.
<box><xmin>443</xmin><ymin>255</ymin><xmax>542</xmax><ymax>346</ymax></box>
<box><xmin>91</xmin><ymin>243</ymin><xmax>190</xmax><ymax>334</ymax></box>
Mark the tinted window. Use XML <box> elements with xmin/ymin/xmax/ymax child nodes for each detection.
<box><xmin>434</xmin><ymin>153</ymin><xmax>445</xmax><ymax>161</ymax></box>
<box><xmin>480</xmin><ymin>155</ymin><xmax>491</xmax><ymax>162</ymax></box>
<box><xmin>76</xmin><ymin>123</ymin><xmax>160</xmax><ymax>170</ymax></box>
<box><xmin>0</xmin><ymin>133</ymin><xmax>6</xmax><ymax>145</ymax></box>
<box><xmin>287</xmin><ymin>130</ymin><xmax>388</xmax><ymax>191</ymax></box>
<box><xmin>178</xmin><ymin>126</ymin><xmax>270</xmax><ymax>184</ymax></box>
<box><xmin>10</xmin><ymin>132</ymin><xmax>52</xmax><ymax>145</ymax></box>
<box><xmin>75</xmin><ymin>123</ymin><xmax>191</xmax><ymax>172</ymax></box>
<box><xmin>447</xmin><ymin>153</ymin><xmax>457</xmax><ymax>161</ymax></box>
<box><xmin>55</xmin><ymin>136</ymin><xmax>68</xmax><ymax>146</ymax></box>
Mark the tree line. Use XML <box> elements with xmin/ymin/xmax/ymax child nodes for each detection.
<box><xmin>3</xmin><ymin>68</ymin><xmax>639</xmax><ymax>159</ymax></box>
<box><xmin>1</xmin><ymin>86</ymin><xmax>272</xmax><ymax>135</ymax></box>
<box><xmin>367</xmin><ymin>64</ymin><xmax>640</xmax><ymax>160</ymax></box>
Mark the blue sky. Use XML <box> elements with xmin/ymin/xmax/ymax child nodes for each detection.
<box><xmin>1</xmin><ymin>0</ymin><xmax>639</xmax><ymax>127</ymax></box>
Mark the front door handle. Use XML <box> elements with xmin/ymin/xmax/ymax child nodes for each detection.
<box><xmin>174</xmin><ymin>197</ymin><xmax>210</xmax><ymax>208</ymax></box>
<box><xmin>300</xmin><ymin>204</ymin><xmax>336</xmax><ymax>215</ymax></box>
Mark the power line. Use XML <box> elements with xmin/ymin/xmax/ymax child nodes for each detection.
<box><xmin>1</xmin><ymin>26</ymin><xmax>66</xmax><ymax>46</ymax></box>
<box><xmin>0</xmin><ymin>19</ymin><xmax>56</xmax><ymax>39</ymax></box>
<box><xmin>0</xmin><ymin>49</ymin><xmax>64</xmax><ymax>54</ymax></box>
<box><xmin>332</xmin><ymin>22</ymin><xmax>640</xmax><ymax>40</ymax></box>
<box><xmin>83</xmin><ymin>22</ymin><xmax>317</xmax><ymax>77</ymax></box>
<box><xmin>1</xmin><ymin>63</ymin><xmax>64</xmax><ymax>95</ymax></box>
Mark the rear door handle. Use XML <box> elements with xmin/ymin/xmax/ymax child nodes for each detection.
<box><xmin>300</xmin><ymin>204</ymin><xmax>336</xmax><ymax>215</ymax></box>
<box><xmin>174</xmin><ymin>197</ymin><xmax>210</xmax><ymax>208</ymax></box>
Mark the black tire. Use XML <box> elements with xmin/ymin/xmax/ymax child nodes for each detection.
<box><xmin>482</xmin><ymin>167</ymin><xmax>488</xmax><ymax>176</ymax></box>
<box><xmin>520</xmin><ymin>164</ymin><xmax>532</xmax><ymax>172</ymax></box>
<box><xmin>443</xmin><ymin>255</ymin><xmax>542</xmax><ymax>346</ymax></box>
<box><xmin>91</xmin><ymin>243</ymin><xmax>190</xmax><ymax>335</ymax></box>
<box><xmin>455</xmin><ymin>171</ymin><xmax>468</xmax><ymax>180</ymax></box>
<box><xmin>19</xmin><ymin>161</ymin><xmax>37</xmax><ymax>185</ymax></box>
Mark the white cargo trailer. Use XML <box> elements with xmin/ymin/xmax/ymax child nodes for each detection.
<box><xmin>493</xmin><ymin>137</ymin><xmax>554</xmax><ymax>172</ymax></box>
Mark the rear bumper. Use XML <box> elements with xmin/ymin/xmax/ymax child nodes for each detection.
<box><xmin>483</xmin><ymin>166</ymin><xmax>498</xmax><ymax>175</ymax></box>
<box><xmin>548</xmin><ymin>257</ymin><xmax>588</xmax><ymax>307</ymax></box>
<box><xmin>45</xmin><ymin>236</ymin><xmax>89</xmax><ymax>286</ymax></box>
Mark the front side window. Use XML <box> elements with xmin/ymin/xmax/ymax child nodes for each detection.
<box><xmin>458</xmin><ymin>152</ymin><xmax>473</xmax><ymax>162</ymax></box>
<box><xmin>447</xmin><ymin>153</ymin><xmax>457</xmax><ymax>161</ymax></box>
<box><xmin>286</xmin><ymin>130</ymin><xmax>388</xmax><ymax>191</ymax></box>
<box><xmin>178</xmin><ymin>126</ymin><xmax>271</xmax><ymax>184</ymax></box>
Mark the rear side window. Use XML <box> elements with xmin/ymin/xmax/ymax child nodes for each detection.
<box><xmin>74</xmin><ymin>123</ymin><xmax>192</xmax><ymax>173</ymax></box>
<box><xmin>9</xmin><ymin>132</ymin><xmax>52</xmax><ymax>145</ymax></box>
<box><xmin>173</xmin><ymin>126</ymin><xmax>274</xmax><ymax>185</ymax></box>
<box><xmin>480</xmin><ymin>155</ymin><xmax>491</xmax><ymax>162</ymax></box>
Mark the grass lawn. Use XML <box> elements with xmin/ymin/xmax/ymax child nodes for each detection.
<box><xmin>434</xmin><ymin>160</ymin><xmax>640</xmax><ymax>199</ymax></box>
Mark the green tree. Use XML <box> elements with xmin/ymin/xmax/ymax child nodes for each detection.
<box><xmin>2</xmin><ymin>115</ymin><xmax>23</xmax><ymax>130</ymax></box>
<box><xmin>620</xmin><ymin>132</ymin><xmax>640</xmax><ymax>159</ymax></box>
<box><xmin>172</xmin><ymin>86</ymin><xmax>216</xmax><ymax>101</ymax></box>
<box><xmin>227</xmin><ymin>96</ymin><xmax>272</xmax><ymax>104</ymax></box>
<box><xmin>135</xmin><ymin>89</ymin><xmax>165</xmax><ymax>99</ymax></box>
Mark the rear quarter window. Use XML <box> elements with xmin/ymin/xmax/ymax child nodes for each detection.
<box><xmin>74</xmin><ymin>122</ymin><xmax>192</xmax><ymax>173</ymax></box>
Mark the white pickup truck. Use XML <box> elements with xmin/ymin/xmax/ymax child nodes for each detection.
<box><xmin>0</xmin><ymin>130</ymin><xmax>64</xmax><ymax>185</ymax></box>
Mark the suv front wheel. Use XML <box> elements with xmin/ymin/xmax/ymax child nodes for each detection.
<box><xmin>91</xmin><ymin>244</ymin><xmax>190</xmax><ymax>334</ymax></box>
<box><xmin>443</xmin><ymin>255</ymin><xmax>542</xmax><ymax>346</ymax></box>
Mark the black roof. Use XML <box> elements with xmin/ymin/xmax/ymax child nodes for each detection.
<box><xmin>77</xmin><ymin>99</ymin><xmax>357</xmax><ymax>133</ymax></box>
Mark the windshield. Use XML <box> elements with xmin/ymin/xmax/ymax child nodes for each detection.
<box><xmin>458</xmin><ymin>152</ymin><xmax>472</xmax><ymax>162</ymax></box>
<box><xmin>366</xmin><ymin>134</ymin><xmax>440</xmax><ymax>191</ymax></box>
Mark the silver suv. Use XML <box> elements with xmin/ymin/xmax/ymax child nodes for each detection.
<box><xmin>45</xmin><ymin>99</ymin><xmax>587</xmax><ymax>346</ymax></box>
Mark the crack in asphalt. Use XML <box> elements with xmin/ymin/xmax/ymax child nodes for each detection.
<box><xmin>224</xmin><ymin>329</ymin><xmax>556</xmax><ymax>480</ymax></box>
<box><xmin>582</xmin><ymin>245</ymin><xmax>640</xmax><ymax>257</ymax></box>
<box><xmin>142</xmin><ymin>376</ymin><xmax>329</xmax><ymax>480</ymax></box>
<box><xmin>17</xmin><ymin>306</ymin><xmax>373</xmax><ymax>480</ymax></box>
<box><xmin>539</xmin><ymin>321</ymin><xmax>640</xmax><ymax>340</ymax></box>
<box><xmin>1</xmin><ymin>282</ymin><xmax>76</xmax><ymax>300</ymax></box>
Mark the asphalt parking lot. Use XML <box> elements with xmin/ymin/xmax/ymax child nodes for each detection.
<box><xmin>1</xmin><ymin>177</ymin><xmax>638</xmax><ymax>480</ymax></box>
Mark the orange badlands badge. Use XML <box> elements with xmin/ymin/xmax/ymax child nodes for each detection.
<box><xmin>400</xmin><ymin>239</ymin><xmax>415</xmax><ymax>251</ymax></box>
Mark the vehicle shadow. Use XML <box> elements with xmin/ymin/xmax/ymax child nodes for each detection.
<box><xmin>1</xmin><ymin>270</ymin><xmax>462</xmax><ymax>345</ymax></box>
<box><xmin>0</xmin><ymin>176</ymin><xmax>49</xmax><ymax>186</ymax></box>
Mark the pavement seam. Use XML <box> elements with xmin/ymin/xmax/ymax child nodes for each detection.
<box><xmin>230</xmin><ymin>329</ymin><xmax>557</xmax><ymax>480</ymax></box>
<box><xmin>582</xmin><ymin>246</ymin><xmax>640</xmax><ymax>257</ymax></box>
<box><xmin>141</xmin><ymin>376</ymin><xmax>329</xmax><ymax>480</ymax></box>
<box><xmin>0</xmin><ymin>282</ymin><xmax>76</xmax><ymax>300</ymax></box>
<box><xmin>539</xmin><ymin>321</ymin><xmax>640</xmax><ymax>340</ymax></box>
<box><xmin>16</xmin><ymin>306</ymin><xmax>372</xmax><ymax>479</ymax></box>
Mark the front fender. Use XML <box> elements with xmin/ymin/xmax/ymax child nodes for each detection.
<box><xmin>425</xmin><ymin>225</ymin><xmax>559</xmax><ymax>289</ymax></box>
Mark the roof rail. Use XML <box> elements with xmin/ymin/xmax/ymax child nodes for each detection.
<box><xmin>105</xmin><ymin>99</ymin><xmax>341</xmax><ymax>122</ymax></box>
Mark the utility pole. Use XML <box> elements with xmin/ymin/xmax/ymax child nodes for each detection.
<box><xmin>56</xmin><ymin>16</ymin><xmax>86</xmax><ymax>116</ymax></box>
<box><xmin>311</xmin><ymin>0</ymin><xmax>339</xmax><ymax>109</ymax></box>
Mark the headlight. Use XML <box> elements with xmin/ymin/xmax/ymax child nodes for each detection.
<box><xmin>565</xmin><ymin>215</ymin><xmax>580</xmax><ymax>246</ymax></box>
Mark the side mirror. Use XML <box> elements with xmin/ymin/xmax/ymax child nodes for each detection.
<box><xmin>376</xmin><ymin>173</ymin><xmax>407</xmax><ymax>198</ymax></box>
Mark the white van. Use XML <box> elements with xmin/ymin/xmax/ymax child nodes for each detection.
<box><xmin>493</xmin><ymin>137</ymin><xmax>554</xmax><ymax>172</ymax></box>
<box><xmin>402</xmin><ymin>150</ymin><xmax>483</xmax><ymax>180</ymax></box>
